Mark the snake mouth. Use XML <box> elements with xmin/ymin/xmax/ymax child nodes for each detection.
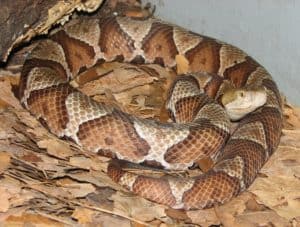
<box><xmin>228</xmin><ymin>105</ymin><xmax>253</xmax><ymax>113</ymax></box>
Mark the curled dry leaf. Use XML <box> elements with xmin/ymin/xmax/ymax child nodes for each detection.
<box><xmin>111</xmin><ymin>191</ymin><xmax>167</xmax><ymax>222</ymax></box>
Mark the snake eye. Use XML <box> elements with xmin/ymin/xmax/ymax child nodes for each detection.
<box><xmin>240</xmin><ymin>91</ymin><xmax>245</xmax><ymax>97</ymax></box>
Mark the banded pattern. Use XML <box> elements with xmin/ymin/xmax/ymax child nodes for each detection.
<box><xmin>19</xmin><ymin>16</ymin><xmax>282</xmax><ymax>210</ymax></box>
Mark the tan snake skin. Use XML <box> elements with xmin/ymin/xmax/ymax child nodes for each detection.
<box><xmin>19</xmin><ymin>16</ymin><xmax>282</xmax><ymax>210</ymax></box>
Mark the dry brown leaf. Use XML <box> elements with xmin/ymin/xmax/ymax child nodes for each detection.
<box><xmin>248</xmin><ymin>143</ymin><xmax>300</xmax><ymax>219</ymax></box>
<box><xmin>0</xmin><ymin>151</ymin><xmax>11</xmax><ymax>173</ymax></box>
<box><xmin>165</xmin><ymin>208</ymin><xmax>190</xmax><ymax>221</ymax></box>
<box><xmin>21</xmin><ymin>152</ymin><xmax>43</xmax><ymax>163</ymax></box>
<box><xmin>0</xmin><ymin>77</ymin><xmax>22</xmax><ymax>110</ymax></box>
<box><xmin>247</xmin><ymin>107</ymin><xmax>300</xmax><ymax>220</ymax></box>
<box><xmin>79</xmin><ymin>62</ymin><xmax>158</xmax><ymax>96</ymax></box>
<box><xmin>66</xmin><ymin>171</ymin><xmax>110</xmax><ymax>189</ymax></box>
<box><xmin>72</xmin><ymin>207</ymin><xmax>95</xmax><ymax>224</ymax></box>
<box><xmin>69</xmin><ymin>156</ymin><xmax>108</xmax><ymax>171</ymax></box>
<box><xmin>0</xmin><ymin>187</ymin><xmax>10</xmax><ymax>212</ymax></box>
<box><xmin>0</xmin><ymin>177</ymin><xmax>26</xmax><ymax>209</ymax></box>
<box><xmin>245</xmin><ymin>196</ymin><xmax>268</xmax><ymax>212</ymax></box>
<box><xmin>250</xmin><ymin>175</ymin><xmax>300</xmax><ymax>219</ymax></box>
<box><xmin>37</xmin><ymin>139</ymin><xmax>73</xmax><ymax>159</ymax></box>
<box><xmin>5</xmin><ymin>213</ymin><xmax>65</xmax><ymax>226</ymax></box>
<box><xmin>25</xmin><ymin>181</ymin><xmax>70</xmax><ymax>199</ymax></box>
<box><xmin>56</xmin><ymin>178</ymin><xmax>96</xmax><ymax>198</ymax></box>
<box><xmin>16</xmin><ymin>111</ymin><xmax>42</xmax><ymax>130</ymax></box>
<box><xmin>0</xmin><ymin>99</ymin><xmax>10</xmax><ymax>109</ymax></box>
<box><xmin>0</xmin><ymin>177</ymin><xmax>34</xmax><ymax>213</ymax></box>
<box><xmin>69</xmin><ymin>156</ymin><xmax>94</xmax><ymax>170</ymax></box>
<box><xmin>185</xmin><ymin>192</ymin><xmax>257</xmax><ymax>226</ymax></box>
<box><xmin>186</xmin><ymin>209</ymin><xmax>219</xmax><ymax>227</ymax></box>
<box><xmin>284</xmin><ymin>104</ymin><xmax>300</xmax><ymax>129</ymax></box>
<box><xmin>236</xmin><ymin>210</ymin><xmax>291</xmax><ymax>227</ymax></box>
<box><xmin>92</xmin><ymin>213</ymin><xmax>132</xmax><ymax>227</ymax></box>
<box><xmin>36</xmin><ymin>154</ymin><xmax>60</xmax><ymax>171</ymax></box>
<box><xmin>111</xmin><ymin>192</ymin><xmax>167</xmax><ymax>222</ymax></box>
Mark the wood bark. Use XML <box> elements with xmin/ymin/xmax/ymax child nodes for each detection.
<box><xmin>0</xmin><ymin>0</ymin><xmax>103</xmax><ymax>62</ymax></box>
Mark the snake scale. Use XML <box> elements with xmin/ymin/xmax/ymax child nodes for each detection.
<box><xmin>19</xmin><ymin>16</ymin><xmax>282</xmax><ymax>210</ymax></box>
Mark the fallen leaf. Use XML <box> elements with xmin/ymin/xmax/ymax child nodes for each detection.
<box><xmin>0</xmin><ymin>187</ymin><xmax>10</xmax><ymax>212</ymax></box>
<box><xmin>92</xmin><ymin>212</ymin><xmax>131</xmax><ymax>227</ymax></box>
<box><xmin>69</xmin><ymin>156</ymin><xmax>108</xmax><ymax>171</ymax></box>
<box><xmin>5</xmin><ymin>213</ymin><xmax>65</xmax><ymax>226</ymax></box>
<box><xmin>0</xmin><ymin>151</ymin><xmax>11</xmax><ymax>173</ymax></box>
<box><xmin>0</xmin><ymin>77</ymin><xmax>22</xmax><ymax>110</ymax></box>
<box><xmin>249</xmin><ymin>131</ymin><xmax>300</xmax><ymax>219</ymax></box>
<box><xmin>283</xmin><ymin>104</ymin><xmax>300</xmax><ymax>129</ymax></box>
<box><xmin>236</xmin><ymin>210</ymin><xmax>290</xmax><ymax>227</ymax></box>
<box><xmin>72</xmin><ymin>207</ymin><xmax>95</xmax><ymax>224</ymax></box>
<box><xmin>37</xmin><ymin>139</ymin><xmax>73</xmax><ymax>159</ymax></box>
<box><xmin>111</xmin><ymin>192</ymin><xmax>167</xmax><ymax>222</ymax></box>
<box><xmin>56</xmin><ymin>178</ymin><xmax>96</xmax><ymax>198</ymax></box>
<box><xmin>69</xmin><ymin>156</ymin><xmax>93</xmax><ymax>170</ymax></box>
<box><xmin>186</xmin><ymin>209</ymin><xmax>219</xmax><ymax>227</ymax></box>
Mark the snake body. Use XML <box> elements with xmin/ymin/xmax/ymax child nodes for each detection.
<box><xmin>19</xmin><ymin>16</ymin><xmax>282</xmax><ymax>210</ymax></box>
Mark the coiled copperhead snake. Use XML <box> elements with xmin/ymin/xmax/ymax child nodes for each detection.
<box><xmin>19</xmin><ymin>16</ymin><xmax>282</xmax><ymax>210</ymax></box>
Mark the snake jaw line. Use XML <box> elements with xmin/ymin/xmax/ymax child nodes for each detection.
<box><xmin>223</xmin><ymin>88</ymin><xmax>267</xmax><ymax>121</ymax></box>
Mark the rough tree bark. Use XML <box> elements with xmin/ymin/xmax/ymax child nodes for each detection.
<box><xmin>0</xmin><ymin>0</ymin><xmax>103</xmax><ymax>63</ymax></box>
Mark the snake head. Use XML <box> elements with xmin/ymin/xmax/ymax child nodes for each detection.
<box><xmin>221</xmin><ymin>87</ymin><xmax>267</xmax><ymax>121</ymax></box>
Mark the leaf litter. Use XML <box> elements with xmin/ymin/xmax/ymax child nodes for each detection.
<box><xmin>0</xmin><ymin>61</ymin><xmax>299</xmax><ymax>226</ymax></box>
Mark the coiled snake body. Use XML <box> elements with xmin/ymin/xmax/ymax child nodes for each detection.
<box><xmin>19</xmin><ymin>16</ymin><xmax>282</xmax><ymax>210</ymax></box>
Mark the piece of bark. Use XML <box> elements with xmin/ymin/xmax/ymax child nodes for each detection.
<box><xmin>0</xmin><ymin>0</ymin><xmax>103</xmax><ymax>63</ymax></box>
